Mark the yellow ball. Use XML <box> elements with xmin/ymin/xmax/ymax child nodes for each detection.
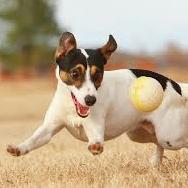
<box><xmin>129</xmin><ymin>76</ymin><xmax>164</xmax><ymax>112</ymax></box>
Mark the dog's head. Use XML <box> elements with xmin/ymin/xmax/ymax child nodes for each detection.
<box><xmin>55</xmin><ymin>32</ymin><xmax>117</xmax><ymax>118</ymax></box>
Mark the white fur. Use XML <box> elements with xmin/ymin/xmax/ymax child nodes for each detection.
<box><xmin>9</xmin><ymin>57</ymin><xmax>188</xmax><ymax>164</ymax></box>
<box><xmin>81</xmin><ymin>49</ymin><xmax>89</xmax><ymax>58</ymax></box>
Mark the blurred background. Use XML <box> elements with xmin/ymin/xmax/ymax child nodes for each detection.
<box><xmin>0</xmin><ymin>0</ymin><xmax>188</xmax><ymax>81</ymax></box>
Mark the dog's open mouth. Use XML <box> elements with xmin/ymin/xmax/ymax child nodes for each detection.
<box><xmin>71</xmin><ymin>92</ymin><xmax>90</xmax><ymax>118</ymax></box>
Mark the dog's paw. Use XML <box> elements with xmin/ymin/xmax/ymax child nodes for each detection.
<box><xmin>7</xmin><ymin>145</ymin><xmax>22</xmax><ymax>156</ymax></box>
<box><xmin>88</xmin><ymin>142</ymin><xmax>103</xmax><ymax>155</ymax></box>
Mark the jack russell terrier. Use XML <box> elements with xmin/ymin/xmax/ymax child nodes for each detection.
<box><xmin>7</xmin><ymin>32</ymin><xmax>188</xmax><ymax>166</ymax></box>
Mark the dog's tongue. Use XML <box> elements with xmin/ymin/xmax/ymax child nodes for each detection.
<box><xmin>77</xmin><ymin>102</ymin><xmax>89</xmax><ymax>116</ymax></box>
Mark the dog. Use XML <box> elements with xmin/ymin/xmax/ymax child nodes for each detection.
<box><xmin>7</xmin><ymin>32</ymin><xmax>188</xmax><ymax>166</ymax></box>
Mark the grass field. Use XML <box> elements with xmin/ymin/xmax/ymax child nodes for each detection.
<box><xmin>1</xmin><ymin>69</ymin><xmax>188</xmax><ymax>188</ymax></box>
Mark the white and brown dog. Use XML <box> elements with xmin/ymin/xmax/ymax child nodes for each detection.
<box><xmin>7</xmin><ymin>32</ymin><xmax>188</xmax><ymax>166</ymax></box>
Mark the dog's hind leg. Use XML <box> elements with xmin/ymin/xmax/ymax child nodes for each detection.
<box><xmin>150</xmin><ymin>144</ymin><xmax>164</xmax><ymax>166</ymax></box>
<box><xmin>7</xmin><ymin>122</ymin><xmax>64</xmax><ymax>156</ymax></box>
<box><xmin>127</xmin><ymin>121</ymin><xmax>164</xmax><ymax>166</ymax></box>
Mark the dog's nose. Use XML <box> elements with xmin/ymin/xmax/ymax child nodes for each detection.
<box><xmin>85</xmin><ymin>95</ymin><xmax>96</xmax><ymax>106</ymax></box>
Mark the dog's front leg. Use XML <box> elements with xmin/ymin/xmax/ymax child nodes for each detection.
<box><xmin>83</xmin><ymin>119</ymin><xmax>105</xmax><ymax>155</ymax></box>
<box><xmin>7</xmin><ymin>122</ymin><xmax>63</xmax><ymax>156</ymax></box>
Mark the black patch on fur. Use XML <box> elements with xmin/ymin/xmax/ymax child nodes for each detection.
<box><xmin>58</xmin><ymin>49</ymin><xmax>87</xmax><ymax>71</ymax></box>
<box><xmin>130</xmin><ymin>69</ymin><xmax>182</xmax><ymax>95</ymax></box>
<box><xmin>85</xmin><ymin>49</ymin><xmax>105</xmax><ymax>89</ymax></box>
<box><xmin>57</xmin><ymin>49</ymin><xmax>106</xmax><ymax>72</ymax></box>
<box><xmin>85</xmin><ymin>49</ymin><xmax>106</xmax><ymax>71</ymax></box>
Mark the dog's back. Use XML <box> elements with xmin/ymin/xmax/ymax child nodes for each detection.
<box><xmin>180</xmin><ymin>83</ymin><xmax>188</xmax><ymax>100</ymax></box>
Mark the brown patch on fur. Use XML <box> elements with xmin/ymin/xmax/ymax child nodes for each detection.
<box><xmin>90</xmin><ymin>65</ymin><xmax>103</xmax><ymax>88</ymax></box>
<box><xmin>75</xmin><ymin>64</ymin><xmax>85</xmax><ymax>75</ymax></box>
<box><xmin>59</xmin><ymin>64</ymin><xmax>86</xmax><ymax>88</ymax></box>
<box><xmin>88</xmin><ymin>142</ymin><xmax>103</xmax><ymax>155</ymax></box>
<box><xmin>141</xmin><ymin>120</ymin><xmax>155</xmax><ymax>134</ymax></box>
<box><xmin>55</xmin><ymin>32</ymin><xmax>77</xmax><ymax>61</ymax></box>
<box><xmin>59</xmin><ymin>71</ymin><xmax>71</xmax><ymax>84</ymax></box>
<box><xmin>100</xmin><ymin>35</ymin><xmax>117</xmax><ymax>61</ymax></box>
<box><xmin>90</xmin><ymin>65</ymin><xmax>98</xmax><ymax>75</ymax></box>
<box><xmin>127</xmin><ymin>120</ymin><xmax>157</xmax><ymax>144</ymax></box>
<box><xmin>7</xmin><ymin>145</ymin><xmax>21</xmax><ymax>156</ymax></box>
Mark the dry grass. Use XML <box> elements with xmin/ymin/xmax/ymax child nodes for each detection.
<box><xmin>1</xmin><ymin>69</ymin><xmax>188</xmax><ymax>188</ymax></box>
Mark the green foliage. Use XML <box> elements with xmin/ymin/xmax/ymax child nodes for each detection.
<box><xmin>0</xmin><ymin>0</ymin><xmax>62</xmax><ymax>70</ymax></box>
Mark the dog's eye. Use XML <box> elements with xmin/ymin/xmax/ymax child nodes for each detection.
<box><xmin>70</xmin><ymin>69</ymin><xmax>80</xmax><ymax>80</ymax></box>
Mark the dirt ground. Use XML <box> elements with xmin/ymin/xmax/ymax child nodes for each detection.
<box><xmin>1</xmin><ymin>69</ymin><xmax>188</xmax><ymax>188</ymax></box>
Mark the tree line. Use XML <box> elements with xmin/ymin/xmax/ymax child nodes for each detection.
<box><xmin>0</xmin><ymin>0</ymin><xmax>63</xmax><ymax>71</ymax></box>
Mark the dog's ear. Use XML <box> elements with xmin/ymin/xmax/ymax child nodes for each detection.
<box><xmin>55</xmin><ymin>32</ymin><xmax>77</xmax><ymax>63</ymax></box>
<box><xmin>100</xmin><ymin>35</ymin><xmax>117</xmax><ymax>62</ymax></box>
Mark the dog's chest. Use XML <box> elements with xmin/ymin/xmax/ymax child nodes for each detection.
<box><xmin>64</xmin><ymin>112</ymin><xmax>88</xmax><ymax>141</ymax></box>
<box><xmin>65</xmin><ymin>111</ymin><xmax>92</xmax><ymax>142</ymax></box>
<box><xmin>66</xmin><ymin>124</ymin><xmax>88</xmax><ymax>141</ymax></box>
<box><xmin>66</xmin><ymin>113</ymin><xmax>83</xmax><ymax>127</ymax></box>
